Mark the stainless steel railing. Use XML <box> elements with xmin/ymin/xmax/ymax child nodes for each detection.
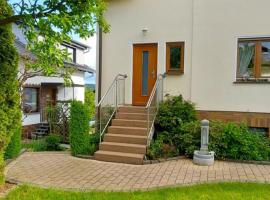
<box><xmin>145</xmin><ymin>73</ymin><xmax>166</xmax><ymax>146</ymax></box>
<box><xmin>97</xmin><ymin>74</ymin><xmax>127</xmax><ymax>142</ymax></box>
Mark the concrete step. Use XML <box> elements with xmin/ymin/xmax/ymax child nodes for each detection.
<box><xmin>112</xmin><ymin>119</ymin><xmax>148</xmax><ymax>128</ymax></box>
<box><xmin>108</xmin><ymin>126</ymin><xmax>147</xmax><ymax>136</ymax></box>
<box><xmin>118</xmin><ymin>106</ymin><xmax>146</xmax><ymax>114</ymax></box>
<box><xmin>104</xmin><ymin>134</ymin><xmax>148</xmax><ymax>145</ymax></box>
<box><xmin>94</xmin><ymin>150</ymin><xmax>144</xmax><ymax>165</ymax></box>
<box><xmin>99</xmin><ymin>142</ymin><xmax>147</xmax><ymax>154</ymax></box>
<box><xmin>116</xmin><ymin>113</ymin><xmax>148</xmax><ymax>120</ymax></box>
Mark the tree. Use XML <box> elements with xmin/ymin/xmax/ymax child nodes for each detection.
<box><xmin>0</xmin><ymin>0</ymin><xmax>109</xmax><ymax>185</ymax></box>
<box><xmin>2</xmin><ymin>0</ymin><xmax>109</xmax><ymax>86</ymax></box>
<box><xmin>0</xmin><ymin>0</ymin><xmax>21</xmax><ymax>184</ymax></box>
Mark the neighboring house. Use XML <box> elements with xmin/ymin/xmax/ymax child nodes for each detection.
<box><xmin>97</xmin><ymin>0</ymin><xmax>270</xmax><ymax>136</ymax></box>
<box><xmin>13</xmin><ymin>24</ymin><xmax>95</xmax><ymax>137</ymax></box>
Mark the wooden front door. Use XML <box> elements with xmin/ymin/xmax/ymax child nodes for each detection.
<box><xmin>41</xmin><ymin>86</ymin><xmax>57</xmax><ymax>122</ymax></box>
<box><xmin>132</xmin><ymin>43</ymin><xmax>158</xmax><ymax>106</ymax></box>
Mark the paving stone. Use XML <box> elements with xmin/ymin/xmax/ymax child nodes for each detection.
<box><xmin>5</xmin><ymin>152</ymin><xmax>270</xmax><ymax>191</ymax></box>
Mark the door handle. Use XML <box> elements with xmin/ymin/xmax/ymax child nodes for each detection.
<box><xmin>151</xmin><ymin>69</ymin><xmax>156</xmax><ymax>79</ymax></box>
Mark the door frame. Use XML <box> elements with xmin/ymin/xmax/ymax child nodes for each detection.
<box><xmin>132</xmin><ymin>43</ymin><xmax>158</xmax><ymax>106</ymax></box>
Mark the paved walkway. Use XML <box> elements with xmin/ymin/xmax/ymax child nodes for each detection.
<box><xmin>5</xmin><ymin>152</ymin><xmax>270</xmax><ymax>191</ymax></box>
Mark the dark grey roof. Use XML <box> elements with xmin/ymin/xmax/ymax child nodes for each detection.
<box><xmin>64</xmin><ymin>62</ymin><xmax>95</xmax><ymax>73</ymax></box>
<box><xmin>14</xmin><ymin>39</ymin><xmax>95</xmax><ymax>74</ymax></box>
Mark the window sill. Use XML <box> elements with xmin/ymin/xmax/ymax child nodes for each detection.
<box><xmin>234</xmin><ymin>78</ymin><xmax>270</xmax><ymax>84</ymax></box>
<box><xmin>166</xmin><ymin>70</ymin><xmax>184</xmax><ymax>75</ymax></box>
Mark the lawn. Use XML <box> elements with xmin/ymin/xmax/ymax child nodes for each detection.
<box><xmin>2</xmin><ymin>182</ymin><xmax>270</xmax><ymax>200</ymax></box>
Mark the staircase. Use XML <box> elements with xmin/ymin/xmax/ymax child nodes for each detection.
<box><xmin>94</xmin><ymin>106</ymin><xmax>148</xmax><ymax>165</ymax></box>
<box><xmin>31</xmin><ymin>123</ymin><xmax>50</xmax><ymax>139</ymax></box>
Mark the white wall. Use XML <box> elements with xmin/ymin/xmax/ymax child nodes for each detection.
<box><xmin>22</xmin><ymin>113</ymin><xmax>41</xmax><ymax>126</ymax></box>
<box><xmin>102</xmin><ymin>0</ymin><xmax>193</xmax><ymax>104</ymax></box>
<box><xmin>191</xmin><ymin>0</ymin><xmax>270</xmax><ymax>113</ymax></box>
<box><xmin>102</xmin><ymin>0</ymin><xmax>270</xmax><ymax>113</ymax></box>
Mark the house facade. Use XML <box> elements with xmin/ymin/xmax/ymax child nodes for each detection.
<box><xmin>97</xmin><ymin>0</ymin><xmax>270</xmax><ymax>136</ymax></box>
<box><xmin>13</xmin><ymin>24</ymin><xmax>95</xmax><ymax>137</ymax></box>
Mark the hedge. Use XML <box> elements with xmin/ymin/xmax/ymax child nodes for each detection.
<box><xmin>0</xmin><ymin>0</ymin><xmax>22</xmax><ymax>184</ymax></box>
<box><xmin>69</xmin><ymin>101</ymin><xmax>91</xmax><ymax>156</ymax></box>
<box><xmin>4</xmin><ymin>127</ymin><xmax>21</xmax><ymax>160</ymax></box>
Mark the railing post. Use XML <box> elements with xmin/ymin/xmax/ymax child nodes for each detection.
<box><xmin>115</xmin><ymin>79</ymin><xmax>118</xmax><ymax>110</ymax></box>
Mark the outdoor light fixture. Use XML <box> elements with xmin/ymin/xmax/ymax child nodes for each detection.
<box><xmin>142</xmin><ymin>27</ymin><xmax>148</xmax><ymax>36</ymax></box>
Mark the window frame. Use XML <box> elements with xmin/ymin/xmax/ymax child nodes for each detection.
<box><xmin>23</xmin><ymin>87</ymin><xmax>40</xmax><ymax>114</ymax></box>
<box><xmin>166</xmin><ymin>42</ymin><xmax>185</xmax><ymax>75</ymax></box>
<box><xmin>62</xmin><ymin>44</ymin><xmax>77</xmax><ymax>63</ymax></box>
<box><xmin>237</xmin><ymin>38</ymin><xmax>270</xmax><ymax>80</ymax></box>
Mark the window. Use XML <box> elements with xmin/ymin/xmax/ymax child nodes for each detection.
<box><xmin>237</xmin><ymin>38</ymin><xmax>270</xmax><ymax>80</ymax></box>
<box><xmin>166</xmin><ymin>42</ymin><xmax>185</xmax><ymax>75</ymax></box>
<box><xmin>23</xmin><ymin>88</ymin><xmax>39</xmax><ymax>113</ymax></box>
<box><xmin>61</xmin><ymin>45</ymin><xmax>76</xmax><ymax>63</ymax></box>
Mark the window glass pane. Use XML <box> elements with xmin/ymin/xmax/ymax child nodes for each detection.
<box><xmin>23</xmin><ymin>88</ymin><xmax>38</xmax><ymax>113</ymax></box>
<box><xmin>170</xmin><ymin>47</ymin><xmax>181</xmax><ymax>69</ymax></box>
<box><xmin>238</xmin><ymin>42</ymin><xmax>255</xmax><ymax>77</ymax></box>
<box><xmin>261</xmin><ymin>42</ymin><xmax>270</xmax><ymax>77</ymax></box>
<box><xmin>142</xmin><ymin>51</ymin><xmax>149</xmax><ymax>96</ymax></box>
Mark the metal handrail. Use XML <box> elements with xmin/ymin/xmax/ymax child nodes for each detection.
<box><xmin>97</xmin><ymin>74</ymin><xmax>127</xmax><ymax>142</ymax></box>
<box><xmin>145</xmin><ymin>73</ymin><xmax>166</xmax><ymax>146</ymax></box>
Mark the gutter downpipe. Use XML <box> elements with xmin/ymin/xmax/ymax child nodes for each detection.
<box><xmin>97</xmin><ymin>26</ymin><xmax>103</xmax><ymax>133</ymax></box>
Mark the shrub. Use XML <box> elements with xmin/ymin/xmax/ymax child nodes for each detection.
<box><xmin>155</xmin><ymin>95</ymin><xmax>196</xmax><ymax>134</ymax></box>
<box><xmin>4</xmin><ymin>127</ymin><xmax>22</xmax><ymax>160</ymax></box>
<box><xmin>69</xmin><ymin>101</ymin><xmax>91</xmax><ymax>156</ymax></box>
<box><xmin>88</xmin><ymin>133</ymin><xmax>101</xmax><ymax>155</ymax></box>
<box><xmin>22</xmin><ymin>139</ymin><xmax>47</xmax><ymax>152</ymax></box>
<box><xmin>0</xmin><ymin>0</ymin><xmax>22</xmax><ymax>184</ymax></box>
<box><xmin>45</xmin><ymin>134</ymin><xmax>63</xmax><ymax>151</ymax></box>
<box><xmin>85</xmin><ymin>88</ymin><xmax>95</xmax><ymax>120</ymax></box>
<box><xmin>47</xmin><ymin>102</ymin><xmax>70</xmax><ymax>143</ymax></box>
<box><xmin>179</xmin><ymin>121</ymin><xmax>270</xmax><ymax>161</ymax></box>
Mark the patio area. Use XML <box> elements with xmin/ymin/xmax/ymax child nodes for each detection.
<box><xmin>5</xmin><ymin>152</ymin><xmax>270</xmax><ymax>191</ymax></box>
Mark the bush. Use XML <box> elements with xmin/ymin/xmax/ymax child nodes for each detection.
<box><xmin>22</xmin><ymin>139</ymin><xmax>47</xmax><ymax>152</ymax></box>
<box><xmin>179</xmin><ymin>121</ymin><xmax>270</xmax><ymax>161</ymax></box>
<box><xmin>85</xmin><ymin>88</ymin><xmax>95</xmax><ymax>120</ymax></box>
<box><xmin>0</xmin><ymin>0</ymin><xmax>22</xmax><ymax>184</ymax></box>
<box><xmin>4</xmin><ymin>127</ymin><xmax>22</xmax><ymax>160</ymax></box>
<box><xmin>47</xmin><ymin>102</ymin><xmax>70</xmax><ymax>143</ymax></box>
<box><xmin>87</xmin><ymin>133</ymin><xmax>100</xmax><ymax>155</ymax></box>
<box><xmin>150</xmin><ymin>95</ymin><xmax>270</xmax><ymax>161</ymax></box>
<box><xmin>69</xmin><ymin>101</ymin><xmax>91</xmax><ymax>156</ymax></box>
<box><xmin>45</xmin><ymin>134</ymin><xmax>63</xmax><ymax>151</ymax></box>
<box><xmin>155</xmin><ymin>95</ymin><xmax>196</xmax><ymax>133</ymax></box>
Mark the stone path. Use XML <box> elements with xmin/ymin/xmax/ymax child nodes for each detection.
<box><xmin>5</xmin><ymin>152</ymin><xmax>270</xmax><ymax>191</ymax></box>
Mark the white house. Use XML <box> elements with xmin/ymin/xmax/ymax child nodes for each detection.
<box><xmin>96</xmin><ymin>0</ymin><xmax>270</xmax><ymax>136</ymax></box>
<box><xmin>13</xmin><ymin>24</ymin><xmax>95</xmax><ymax>137</ymax></box>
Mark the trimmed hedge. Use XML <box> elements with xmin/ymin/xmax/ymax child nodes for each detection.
<box><xmin>69</xmin><ymin>101</ymin><xmax>91</xmax><ymax>156</ymax></box>
<box><xmin>4</xmin><ymin>127</ymin><xmax>21</xmax><ymax>160</ymax></box>
<box><xmin>0</xmin><ymin>0</ymin><xmax>22</xmax><ymax>184</ymax></box>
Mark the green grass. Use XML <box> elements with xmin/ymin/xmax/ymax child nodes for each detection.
<box><xmin>3</xmin><ymin>183</ymin><xmax>270</xmax><ymax>200</ymax></box>
<box><xmin>22</xmin><ymin>139</ymin><xmax>47</xmax><ymax>152</ymax></box>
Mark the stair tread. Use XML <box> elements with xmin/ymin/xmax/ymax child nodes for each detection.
<box><xmin>113</xmin><ymin>119</ymin><xmax>147</xmax><ymax>122</ymax></box>
<box><xmin>106</xmin><ymin>133</ymin><xmax>147</xmax><ymax>139</ymax></box>
<box><xmin>110</xmin><ymin>126</ymin><xmax>147</xmax><ymax>130</ymax></box>
<box><xmin>101</xmin><ymin>142</ymin><xmax>146</xmax><ymax>148</ymax></box>
<box><xmin>95</xmin><ymin>150</ymin><xmax>144</xmax><ymax>159</ymax></box>
<box><xmin>118</xmin><ymin>112</ymin><xmax>147</xmax><ymax>115</ymax></box>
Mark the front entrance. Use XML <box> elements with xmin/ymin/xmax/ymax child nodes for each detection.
<box><xmin>40</xmin><ymin>86</ymin><xmax>57</xmax><ymax>122</ymax></box>
<box><xmin>132</xmin><ymin>43</ymin><xmax>158</xmax><ymax>106</ymax></box>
